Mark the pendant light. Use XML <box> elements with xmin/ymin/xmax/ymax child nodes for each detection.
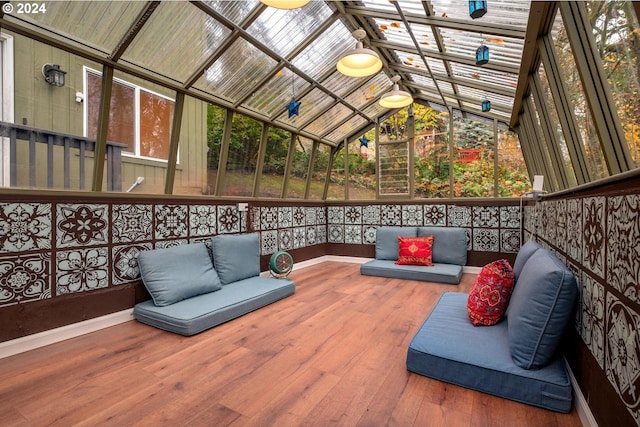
<box><xmin>379</xmin><ymin>76</ymin><xmax>413</xmax><ymax>108</ymax></box>
<box><xmin>469</xmin><ymin>0</ymin><xmax>487</xmax><ymax>19</ymax></box>
<box><xmin>260</xmin><ymin>0</ymin><xmax>310</xmax><ymax>9</ymax></box>
<box><xmin>336</xmin><ymin>29</ymin><xmax>383</xmax><ymax>77</ymax></box>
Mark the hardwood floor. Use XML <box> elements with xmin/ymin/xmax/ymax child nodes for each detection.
<box><xmin>0</xmin><ymin>262</ymin><xmax>582</xmax><ymax>427</ymax></box>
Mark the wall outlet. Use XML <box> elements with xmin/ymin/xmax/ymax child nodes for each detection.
<box><xmin>237</xmin><ymin>203</ymin><xmax>249</xmax><ymax>212</ymax></box>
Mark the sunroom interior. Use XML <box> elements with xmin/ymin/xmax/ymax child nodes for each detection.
<box><xmin>0</xmin><ymin>1</ymin><xmax>639</xmax><ymax>426</ymax></box>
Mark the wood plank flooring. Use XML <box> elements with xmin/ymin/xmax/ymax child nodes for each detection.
<box><xmin>0</xmin><ymin>262</ymin><xmax>582</xmax><ymax>427</ymax></box>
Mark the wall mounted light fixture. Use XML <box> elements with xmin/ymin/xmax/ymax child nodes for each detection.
<box><xmin>42</xmin><ymin>64</ymin><xmax>66</xmax><ymax>87</ymax></box>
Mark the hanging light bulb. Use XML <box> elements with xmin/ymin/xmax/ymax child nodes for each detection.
<box><xmin>260</xmin><ymin>0</ymin><xmax>310</xmax><ymax>9</ymax></box>
<box><xmin>379</xmin><ymin>75</ymin><xmax>413</xmax><ymax>108</ymax></box>
<box><xmin>336</xmin><ymin>29</ymin><xmax>383</xmax><ymax>77</ymax></box>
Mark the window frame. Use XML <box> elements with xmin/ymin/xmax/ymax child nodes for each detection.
<box><xmin>83</xmin><ymin>67</ymin><xmax>177</xmax><ymax>164</ymax></box>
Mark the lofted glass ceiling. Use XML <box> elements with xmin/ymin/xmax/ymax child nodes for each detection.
<box><xmin>3</xmin><ymin>0</ymin><xmax>529</xmax><ymax>146</ymax></box>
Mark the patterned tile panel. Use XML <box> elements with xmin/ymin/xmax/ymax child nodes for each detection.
<box><xmin>0</xmin><ymin>253</ymin><xmax>51</xmax><ymax>305</ymax></box>
<box><xmin>606</xmin><ymin>293</ymin><xmax>640</xmax><ymax>424</ymax></box>
<box><xmin>607</xmin><ymin>195</ymin><xmax>640</xmax><ymax>302</ymax></box>
<box><xmin>0</xmin><ymin>203</ymin><xmax>52</xmax><ymax>252</ymax></box>
<box><xmin>57</xmin><ymin>204</ymin><xmax>108</xmax><ymax>248</ymax></box>
<box><xmin>56</xmin><ymin>247</ymin><xmax>108</xmax><ymax>294</ymax></box>
<box><xmin>112</xmin><ymin>204</ymin><xmax>152</xmax><ymax>243</ymax></box>
<box><xmin>582</xmin><ymin>197</ymin><xmax>605</xmax><ymax>279</ymax></box>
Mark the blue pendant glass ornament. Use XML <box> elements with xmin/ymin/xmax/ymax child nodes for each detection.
<box><xmin>359</xmin><ymin>136</ymin><xmax>369</xmax><ymax>148</ymax></box>
<box><xmin>469</xmin><ymin>0</ymin><xmax>487</xmax><ymax>19</ymax></box>
<box><xmin>287</xmin><ymin>98</ymin><xmax>301</xmax><ymax>118</ymax></box>
<box><xmin>481</xmin><ymin>99</ymin><xmax>491</xmax><ymax>112</ymax></box>
<box><xmin>476</xmin><ymin>44</ymin><xmax>489</xmax><ymax>65</ymax></box>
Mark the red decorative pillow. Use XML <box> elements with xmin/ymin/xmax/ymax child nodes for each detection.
<box><xmin>395</xmin><ymin>236</ymin><xmax>434</xmax><ymax>266</ymax></box>
<box><xmin>467</xmin><ymin>259</ymin><xmax>515</xmax><ymax>326</ymax></box>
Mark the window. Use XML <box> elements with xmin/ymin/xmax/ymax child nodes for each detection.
<box><xmin>85</xmin><ymin>69</ymin><xmax>175</xmax><ymax>161</ymax></box>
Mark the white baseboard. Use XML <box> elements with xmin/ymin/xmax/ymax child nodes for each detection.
<box><xmin>0</xmin><ymin>309</ymin><xmax>134</xmax><ymax>360</ymax></box>
<box><xmin>566</xmin><ymin>358</ymin><xmax>598</xmax><ymax>427</ymax></box>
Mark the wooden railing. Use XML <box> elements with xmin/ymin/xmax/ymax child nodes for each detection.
<box><xmin>0</xmin><ymin>121</ymin><xmax>124</xmax><ymax>191</ymax></box>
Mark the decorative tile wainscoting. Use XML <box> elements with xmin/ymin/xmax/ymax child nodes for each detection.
<box><xmin>1</xmin><ymin>195</ymin><xmax>522</xmax><ymax>343</ymax></box>
<box><xmin>524</xmin><ymin>189</ymin><xmax>640</xmax><ymax>427</ymax></box>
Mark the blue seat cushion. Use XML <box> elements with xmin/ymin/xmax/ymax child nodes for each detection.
<box><xmin>417</xmin><ymin>226</ymin><xmax>467</xmax><ymax>265</ymax></box>
<box><xmin>133</xmin><ymin>276</ymin><xmax>295</xmax><ymax>336</ymax></box>
<box><xmin>212</xmin><ymin>233</ymin><xmax>260</xmax><ymax>285</ymax></box>
<box><xmin>512</xmin><ymin>240</ymin><xmax>542</xmax><ymax>282</ymax></box>
<box><xmin>508</xmin><ymin>249</ymin><xmax>578</xmax><ymax>369</ymax></box>
<box><xmin>360</xmin><ymin>259</ymin><xmax>462</xmax><ymax>284</ymax></box>
<box><xmin>375</xmin><ymin>227</ymin><xmax>418</xmax><ymax>260</ymax></box>
<box><xmin>137</xmin><ymin>242</ymin><xmax>221</xmax><ymax>307</ymax></box>
<box><xmin>407</xmin><ymin>292</ymin><xmax>572</xmax><ymax>413</ymax></box>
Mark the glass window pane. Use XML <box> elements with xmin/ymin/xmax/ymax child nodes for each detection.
<box><xmin>586</xmin><ymin>0</ymin><xmax>640</xmax><ymax>168</ymax></box>
<box><xmin>347</xmin><ymin>137</ymin><xmax>377</xmax><ymax>200</ymax></box>
<box><xmin>247</xmin><ymin>2</ymin><xmax>332</xmax><ymax>57</ymax></box>
<box><xmin>378</xmin><ymin>113</ymin><xmax>410</xmax><ymax>196</ymax></box>
<box><xmin>327</xmin><ymin>148</ymin><xmax>346</xmax><ymax>200</ymax></box>
<box><xmin>221</xmin><ymin>114</ymin><xmax>261</xmax><ymax>197</ymax></box>
<box><xmin>552</xmin><ymin>9</ymin><xmax>608</xmax><ymax>179</ymax></box>
<box><xmin>259</xmin><ymin>127</ymin><xmax>290</xmax><ymax>198</ymax></box>
<box><xmin>452</xmin><ymin>116</ymin><xmax>494</xmax><ymax>197</ymax></box>
<box><xmin>139</xmin><ymin>90</ymin><xmax>174</xmax><ymax>161</ymax></box>
<box><xmin>86</xmin><ymin>72</ymin><xmax>135</xmax><ymax>153</ymax></box>
<box><xmin>122</xmin><ymin>2</ymin><xmax>231</xmax><ymax>84</ymax></box>
<box><xmin>537</xmin><ymin>63</ymin><xmax>578</xmax><ymax>186</ymax></box>
<box><xmin>498</xmin><ymin>128</ymin><xmax>530</xmax><ymax>196</ymax></box>
<box><xmin>205</xmin><ymin>104</ymin><xmax>226</xmax><ymax>195</ymax></box>
<box><xmin>287</xmin><ymin>136</ymin><xmax>312</xmax><ymax>199</ymax></box>
<box><xmin>308</xmin><ymin>144</ymin><xmax>330</xmax><ymax>200</ymax></box>
<box><xmin>414</xmin><ymin>107</ymin><xmax>451</xmax><ymax>198</ymax></box>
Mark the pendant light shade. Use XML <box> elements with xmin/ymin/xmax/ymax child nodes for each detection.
<box><xmin>379</xmin><ymin>76</ymin><xmax>413</xmax><ymax>108</ymax></box>
<box><xmin>481</xmin><ymin>98</ymin><xmax>491</xmax><ymax>112</ymax></box>
<box><xmin>476</xmin><ymin>44</ymin><xmax>489</xmax><ymax>65</ymax></box>
<box><xmin>260</xmin><ymin>0</ymin><xmax>310</xmax><ymax>9</ymax></box>
<box><xmin>337</xmin><ymin>29</ymin><xmax>382</xmax><ymax>77</ymax></box>
<box><xmin>469</xmin><ymin>0</ymin><xmax>487</xmax><ymax>19</ymax></box>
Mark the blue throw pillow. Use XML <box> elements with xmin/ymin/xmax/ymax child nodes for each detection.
<box><xmin>375</xmin><ymin>226</ymin><xmax>417</xmax><ymax>260</ymax></box>
<box><xmin>138</xmin><ymin>243</ymin><xmax>221</xmax><ymax>307</ymax></box>
<box><xmin>507</xmin><ymin>249</ymin><xmax>578</xmax><ymax>369</ymax></box>
<box><xmin>212</xmin><ymin>233</ymin><xmax>260</xmax><ymax>285</ymax></box>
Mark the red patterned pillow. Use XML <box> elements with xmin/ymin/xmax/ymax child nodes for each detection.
<box><xmin>395</xmin><ymin>236</ymin><xmax>434</xmax><ymax>266</ymax></box>
<box><xmin>467</xmin><ymin>259</ymin><xmax>515</xmax><ymax>326</ymax></box>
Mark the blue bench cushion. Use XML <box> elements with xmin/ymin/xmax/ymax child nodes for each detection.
<box><xmin>360</xmin><ymin>259</ymin><xmax>462</xmax><ymax>284</ymax></box>
<box><xmin>137</xmin><ymin>242</ymin><xmax>221</xmax><ymax>307</ymax></box>
<box><xmin>407</xmin><ymin>292</ymin><xmax>572</xmax><ymax>413</ymax></box>
<box><xmin>512</xmin><ymin>240</ymin><xmax>542</xmax><ymax>282</ymax></box>
<box><xmin>133</xmin><ymin>276</ymin><xmax>295</xmax><ymax>336</ymax></box>
<box><xmin>508</xmin><ymin>249</ymin><xmax>578</xmax><ymax>369</ymax></box>
<box><xmin>417</xmin><ymin>226</ymin><xmax>467</xmax><ymax>265</ymax></box>
<box><xmin>212</xmin><ymin>233</ymin><xmax>260</xmax><ymax>285</ymax></box>
<box><xmin>375</xmin><ymin>226</ymin><xmax>418</xmax><ymax>260</ymax></box>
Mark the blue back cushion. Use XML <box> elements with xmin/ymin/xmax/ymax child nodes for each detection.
<box><xmin>138</xmin><ymin>242</ymin><xmax>221</xmax><ymax>307</ymax></box>
<box><xmin>212</xmin><ymin>233</ymin><xmax>260</xmax><ymax>285</ymax></box>
<box><xmin>512</xmin><ymin>240</ymin><xmax>542</xmax><ymax>282</ymax></box>
<box><xmin>418</xmin><ymin>227</ymin><xmax>467</xmax><ymax>265</ymax></box>
<box><xmin>375</xmin><ymin>227</ymin><xmax>417</xmax><ymax>260</ymax></box>
<box><xmin>507</xmin><ymin>249</ymin><xmax>578</xmax><ymax>369</ymax></box>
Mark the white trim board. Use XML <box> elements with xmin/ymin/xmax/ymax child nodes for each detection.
<box><xmin>0</xmin><ymin>309</ymin><xmax>134</xmax><ymax>359</ymax></box>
